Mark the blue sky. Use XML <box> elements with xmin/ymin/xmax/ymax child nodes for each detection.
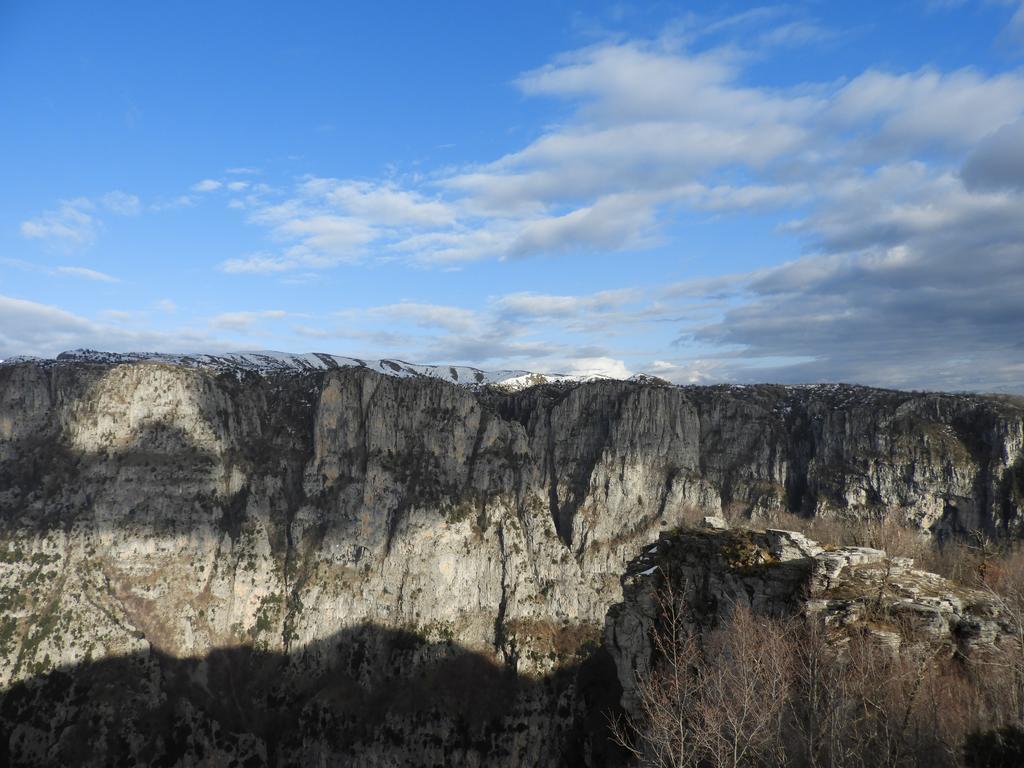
<box><xmin>3</xmin><ymin>1</ymin><xmax>1024</xmax><ymax>391</ymax></box>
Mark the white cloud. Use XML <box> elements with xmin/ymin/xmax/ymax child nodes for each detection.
<box><xmin>344</xmin><ymin>302</ymin><xmax>479</xmax><ymax>333</ymax></box>
<box><xmin>21</xmin><ymin>190</ymin><xmax>141</xmax><ymax>249</ymax></box>
<box><xmin>222</xmin><ymin>38</ymin><xmax>830</xmax><ymax>269</ymax></box>
<box><xmin>828</xmin><ymin>68</ymin><xmax>1024</xmax><ymax>149</ymax></box>
<box><xmin>758</xmin><ymin>21</ymin><xmax>834</xmax><ymax>47</ymax></box>
<box><xmin>0</xmin><ymin>295</ymin><xmax>96</xmax><ymax>353</ymax></box>
<box><xmin>494</xmin><ymin>289</ymin><xmax>639</xmax><ymax>318</ymax></box>
<box><xmin>101</xmin><ymin>190</ymin><xmax>142</xmax><ymax>216</ymax></box>
<box><xmin>55</xmin><ymin>266</ymin><xmax>120</xmax><ymax>283</ymax></box>
<box><xmin>272</xmin><ymin>215</ymin><xmax>376</xmax><ymax>258</ymax></box>
<box><xmin>392</xmin><ymin>227</ymin><xmax>516</xmax><ymax>263</ymax></box>
<box><xmin>516</xmin><ymin>43</ymin><xmax>757</xmax><ymax>123</ymax></box>
<box><xmin>191</xmin><ymin>179</ymin><xmax>223</xmax><ymax>192</ymax></box>
<box><xmin>0</xmin><ymin>294</ymin><xmax>223</xmax><ymax>359</ymax></box>
<box><xmin>21</xmin><ymin>199</ymin><xmax>97</xmax><ymax>248</ymax></box>
<box><xmin>225</xmin><ymin>31</ymin><xmax>1024</xmax><ymax>272</ymax></box>
<box><xmin>100</xmin><ymin>309</ymin><xmax>133</xmax><ymax>321</ymax></box>
<box><xmin>156</xmin><ymin>23</ymin><xmax>1024</xmax><ymax>390</ymax></box>
<box><xmin>210</xmin><ymin>310</ymin><xmax>290</xmax><ymax>331</ymax></box>
<box><xmin>507</xmin><ymin>193</ymin><xmax>660</xmax><ymax>257</ymax></box>
<box><xmin>227</xmin><ymin>179</ymin><xmax>460</xmax><ymax>270</ymax></box>
<box><xmin>663</xmin><ymin>274</ymin><xmax>748</xmax><ymax>299</ymax></box>
<box><xmin>559</xmin><ymin>356</ymin><xmax>633</xmax><ymax>378</ymax></box>
<box><xmin>296</xmin><ymin>288</ymin><xmax>675</xmax><ymax>378</ymax></box>
<box><xmin>302</xmin><ymin>178</ymin><xmax>456</xmax><ymax>228</ymax></box>
<box><xmin>150</xmin><ymin>195</ymin><xmax>195</xmax><ymax>211</ymax></box>
<box><xmin>221</xmin><ymin>252</ymin><xmax>298</xmax><ymax>274</ymax></box>
<box><xmin>647</xmin><ymin>358</ymin><xmax>728</xmax><ymax>384</ymax></box>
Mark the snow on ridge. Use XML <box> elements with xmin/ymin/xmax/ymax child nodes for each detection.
<box><xmin>7</xmin><ymin>349</ymin><xmax>607</xmax><ymax>391</ymax></box>
<box><xmin>0</xmin><ymin>352</ymin><xmax>996</xmax><ymax>399</ymax></box>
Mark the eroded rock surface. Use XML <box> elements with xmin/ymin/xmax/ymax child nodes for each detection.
<box><xmin>605</xmin><ymin>526</ymin><xmax>1012</xmax><ymax>716</ymax></box>
<box><xmin>0</xmin><ymin>356</ymin><xmax>1022</xmax><ymax>765</ymax></box>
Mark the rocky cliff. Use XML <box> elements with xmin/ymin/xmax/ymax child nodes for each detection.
<box><xmin>604</xmin><ymin>524</ymin><xmax>1012</xmax><ymax>718</ymax></box>
<box><xmin>0</xmin><ymin>354</ymin><xmax>1022</xmax><ymax>765</ymax></box>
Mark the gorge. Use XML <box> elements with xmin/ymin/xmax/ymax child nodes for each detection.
<box><xmin>1</xmin><ymin>351</ymin><xmax>1022</xmax><ymax>766</ymax></box>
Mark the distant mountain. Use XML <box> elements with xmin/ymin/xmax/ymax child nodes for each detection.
<box><xmin>2</xmin><ymin>348</ymin><xmax>615</xmax><ymax>391</ymax></box>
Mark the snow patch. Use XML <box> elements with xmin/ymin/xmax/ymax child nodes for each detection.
<box><xmin>5</xmin><ymin>349</ymin><xmax>610</xmax><ymax>392</ymax></box>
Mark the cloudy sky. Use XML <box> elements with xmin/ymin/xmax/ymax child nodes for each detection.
<box><xmin>3</xmin><ymin>1</ymin><xmax>1024</xmax><ymax>391</ymax></box>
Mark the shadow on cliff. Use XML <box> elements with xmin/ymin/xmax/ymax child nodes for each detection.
<box><xmin>0</xmin><ymin>362</ymin><xmax>317</xmax><ymax>541</ymax></box>
<box><xmin>0</xmin><ymin>623</ymin><xmax>627</xmax><ymax>768</ymax></box>
<box><xmin>4</xmin><ymin>362</ymin><xmax>1023</xmax><ymax>544</ymax></box>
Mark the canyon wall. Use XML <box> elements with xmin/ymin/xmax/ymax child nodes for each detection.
<box><xmin>0</xmin><ymin>358</ymin><xmax>1021</xmax><ymax>765</ymax></box>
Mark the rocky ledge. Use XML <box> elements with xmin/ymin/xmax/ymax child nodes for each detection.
<box><xmin>605</xmin><ymin>522</ymin><xmax>1013</xmax><ymax>716</ymax></box>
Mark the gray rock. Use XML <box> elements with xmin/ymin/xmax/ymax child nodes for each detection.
<box><xmin>0</xmin><ymin>357</ymin><xmax>1022</xmax><ymax>765</ymax></box>
<box><xmin>605</xmin><ymin>527</ymin><xmax>1015</xmax><ymax>718</ymax></box>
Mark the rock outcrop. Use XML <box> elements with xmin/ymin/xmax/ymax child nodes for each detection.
<box><xmin>605</xmin><ymin>524</ymin><xmax>1012</xmax><ymax>717</ymax></box>
<box><xmin>0</xmin><ymin>355</ymin><xmax>1022</xmax><ymax>765</ymax></box>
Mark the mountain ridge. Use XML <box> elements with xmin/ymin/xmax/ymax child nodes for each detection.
<box><xmin>7</xmin><ymin>348</ymin><xmax>1022</xmax><ymax>400</ymax></box>
<box><xmin>0</xmin><ymin>357</ymin><xmax>1022</xmax><ymax>764</ymax></box>
<box><xmin>0</xmin><ymin>348</ymin><xmax>621</xmax><ymax>391</ymax></box>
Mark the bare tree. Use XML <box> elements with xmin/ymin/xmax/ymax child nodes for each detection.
<box><xmin>787</xmin><ymin>619</ymin><xmax>847</xmax><ymax>768</ymax></box>
<box><xmin>611</xmin><ymin>543</ymin><xmax>1024</xmax><ymax>768</ymax></box>
<box><xmin>974</xmin><ymin>545</ymin><xmax>1024</xmax><ymax>725</ymax></box>
<box><xmin>610</xmin><ymin>577</ymin><xmax>703</xmax><ymax>768</ymax></box>
<box><xmin>611</xmin><ymin>587</ymin><xmax>1000</xmax><ymax>768</ymax></box>
<box><xmin>610</xmin><ymin>582</ymin><xmax>793</xmax><ymax>768</ymax></box>
<box><xmin>692</xmin><ymin>606</ymin><xmax>792</xmax><ymax>768</ymax></box>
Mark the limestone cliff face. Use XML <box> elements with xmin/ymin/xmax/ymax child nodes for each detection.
<box><xmin>0</xmin><ymin>359</ymin><xmax>1022</xmax><ymax>766</ymax></box>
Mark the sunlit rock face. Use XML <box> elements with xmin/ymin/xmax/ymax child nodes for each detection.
<box><xmin>0</xmin><ymin>357</ymin><xmax>1021</xmax><ymax>765</ymax></box>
